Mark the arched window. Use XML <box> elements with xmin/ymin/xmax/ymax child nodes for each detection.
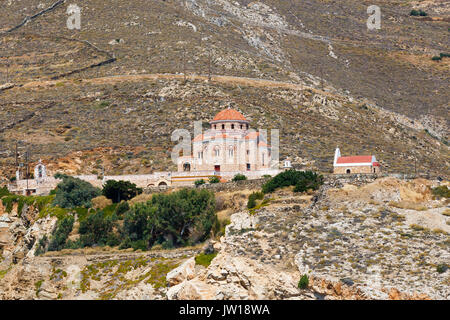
<box><xmin>231</xmin><ymin>124</ymin><xmax>234</xmax><ymax>129</ymax></box>
<box><xmin>214</xmin><ymin>146</ymin><xmax>220</xmax><ymax>157</ymax></box>
<box><xmin>183</xmin><ymin>163</ymin><xmax>191</xmax><ymax>172</ymax></box>
<box><xmin>222</xmin><ymin>124</ymin><xmax>225</xmax><ymax>130</ymax></box>
<box><xmin>346</xmin><ymin>169</ymin><xmax>351</xmax><ymax>174</ymax></box>
<box><xmin>228</xmin><ymin>146</ymin><xmax>234</xmax><ymax>157</ymax></box>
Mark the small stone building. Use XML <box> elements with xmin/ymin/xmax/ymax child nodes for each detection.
<box><xmin>333</xmin><ymin>147</ymin><xmax>380</xmax><ymax>174</ymax></box>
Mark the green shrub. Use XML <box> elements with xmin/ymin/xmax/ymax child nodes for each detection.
<box><xmin>114</xmin><ymin>201</ymin><xmax>130</xmax><ymax>218</ymax></box>
<box><xmin>35</xmin><ymin>235</ymin><xmax>48</xmax><ymax>256</ymax></box>
<box><xmin>410</xmin><ymin>9</ymin><xmax>427</xmax><ymax>16</ymax></box>
<box><xmin>35</xmin><ymin>280</ymin><xmax>44</xmax><ymax>297</ymax></box>
<box><xmin>78</xmin><ymin>210</ymin><xmax>116</xmax><ymax>247</ymax></box>
<box><xmin>102</xmin><ymin>180</ymin><xmax>142</xmax><ymax>203</ymax></box>
<box><xmin>74</xmin><ymin>207</ymin><xmax>89</xmax><ymax>222</ymax></box>
<box><xmin>432</xmin><ymin>56</ymin><xmax>442</xmax><ymax>61</ymax></box>
<box><xmin>247</xmin><ymin>191</ymin><xmax>264</xmax><ymax>209</ymax></box>
<box><xmin>432</xmin><ymin>186</ymin><xmax>450</xmax><ymax>199</ymax></box>
<box><xmin>216</xmin><ymin>219</ymin><xmax>231</xmax><ymax>237</ymax></box>
<box><xmin>194</xmin><ymin>179</ymin><xmax>206</xmax><ymax>187</ymax></box>
<box><xmin>293</xmin><ymin>171</ymin><xmax>324</xmax><ymax>193</ymax></box>
<box><xmin>208</xmin><ymin>176</ymin><xmax>220</xmax><ymax>184</ymax></box>
<box><xmin>102</xmin><ymin>203</ymin><xmax>118</xmax><ymax>218</ymax></box>
<box><xmin>262</xmin><ymin>170</ymin><xmax>323</xmax><ymax>194</ymax></box>
<box><xmin>130</xmin><ymin>239</ymin><xmax>148</xmax><ymax>251</ymax></box>
<box><xmin>1</xmin><ymin>194</ymin><xmax>54</xmax><ymax>217</ymax></box>
<box><xmin>232</xmin><ymin>174</ymin><xmax>247</xmax><ymax>182</ymax></box>
<box><xmin>0</xmin><ymin>186</ymin><xmax>11</xmax><ymax>198</ymax></box>
<box><xmin>439</xmin><ymin>53</ymin><xmax>450</xmax><ymax>58</ymax></box>
<box><xmin>48</xmin><ymin>216</ymin><xmax>75</xmax><ymax>251</ymax></box>
<box><xmin>436</xmin><ymin>264</ymin><xmax>448</xmax><ymax>273</ymax></box>
<box><xmin>298</xmin><ymin>274</ymin><xmax>309</xmax><ymax>289</ymax></box>
<box><xmin>52</xmin><ymin>174</ymin><xmax>101</xmax><ymax>208</ymax></box>
<box><xmin>195</xmin><ymin>252</ymin><xmax>218</xmax><ymax>267</ymax></box>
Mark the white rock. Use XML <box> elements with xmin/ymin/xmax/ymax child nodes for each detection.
<box><xmin>166</xmin><ymin>257</ymin><xmax>196</xmax><ymax>286</ymax></box>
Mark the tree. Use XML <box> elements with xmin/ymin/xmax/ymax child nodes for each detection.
<box><xmin>114</xmin><ymin>201</ymin><xmax>130</xmax><ymax>218</ymax></box>
<box><xmin>261</xmin><ymin>170</ymin><xmax>323</xmax><ymax>194</ymax></box>
<box><xmin>102</xmin><ymin>180</ymin><xmax>143</xmax><ymax>203</ymax></box>
<box><xmin>78</xmin><ymin>210</ymin><xmax>116</xmax><ymax>247</ymax></box>
<box><xmin>122</xmin><ymin>189</ymin><xmax>217</xmax><ymax>249</ymax></box>
<box><xmin>48</xmin><ymin>216</ymin><xmax>75</xmax><ymax>251</ymax></box>
<box><xmin>52</xmin><ymin>174</ymin><xmax>101</xmax><ymax>208</ymax></box>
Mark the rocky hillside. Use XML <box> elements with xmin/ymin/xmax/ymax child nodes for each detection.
<box><xmin>1</xmin><ymin>176</ymin><xmax>448</xmax><ymax>299</ymax></box>
<box><xmin>0</xmin><ymin>0</ymin><xmax>449</xmax><ymax>180</ymax></box>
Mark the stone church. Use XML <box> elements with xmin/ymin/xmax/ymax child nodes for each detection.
<box><xmin>177</xmin><ymin>108</ymin><xmax>273</xmax><ymax>175</ymax></box>
<box><xmin>333</xmin><ymin>147</ymin><xmax>381</xmax><ymax>174</ymax></box>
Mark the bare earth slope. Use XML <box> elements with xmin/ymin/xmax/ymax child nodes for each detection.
<box><xmin>0</xmin><ymin>0</ymin><xmax>449</xmax><ymax>179</ymax></box>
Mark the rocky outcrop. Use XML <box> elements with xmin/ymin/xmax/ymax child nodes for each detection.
<box><xmin>0</xmin><ymin>200</ymin><xmax>57</xmax><ymax>264</ymax></box>
<box><xmin>169</xmin><ymin>279</ymin><xmax>217</xmax><ymax>300</ymax></box>
<box><xmin>166</xmin><ymin>257</ymin><xmax>196</xmax><ymax>286</ymax></box>
<box><xmin>167</xmin><ymin>177</ymin><xmax>447</xmax><ymax>300</ymax></box>
<box><xmin>1</xmin><ymin>177</ymin><xmax>447</xmax><ymax>300</ymax></box>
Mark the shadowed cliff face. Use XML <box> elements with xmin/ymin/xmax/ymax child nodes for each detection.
<box><xmin>0</xmin><ymin>0</ymin><xmax>448</xmax><ymax>178</ymax></box>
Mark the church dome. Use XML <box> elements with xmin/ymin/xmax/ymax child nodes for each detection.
<box><xmin>211</xmin><ymin>108</ymin><xmax>248</xmax><ymax>123</ymax></box>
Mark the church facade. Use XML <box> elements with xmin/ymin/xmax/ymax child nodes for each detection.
<box><xmin>333</xmin><ymin>147</ymin><xmax>381</xmax><ymax>174</ymax></box>
<box><xmin>177</xmin><ymin>108</ymin><xmax>273</xmax><ymax>175</ymax></box>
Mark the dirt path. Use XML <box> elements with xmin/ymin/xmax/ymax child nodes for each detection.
<box><xmin>19</xmin><ymin>72</ymin><xmax>340</xmax><ymax>97</ymax></box>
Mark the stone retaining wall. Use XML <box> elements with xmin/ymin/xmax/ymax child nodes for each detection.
<box><xmin>145</xmin><ymin>178</ymin><xmax>269</xmax><ymax>194</ymax></box>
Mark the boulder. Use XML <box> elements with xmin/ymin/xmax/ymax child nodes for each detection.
<box><xmin>166</xmin><ymin>281</ymin><xmax>186</xmax><ymax>300</ymax></box>
<box><xmin>177</xmin><ymin>279</ymin><xmax>217</xmax><ymax>300</ymax></box>
<box><xmin>166</xmin><ymin>257</ymin><xmax>196</xmax><ymax>286</ymax></box>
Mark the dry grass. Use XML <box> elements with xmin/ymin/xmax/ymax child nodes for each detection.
<box><xmin>389</xmin><ymin>201</ymin><xmax>428</xmax><ymax>211</ymax></box>
<box><xmin>128</xmin><ymin>193</ymin><xmax>153</xmax><ymax>206</ymax></box>
<box><xmin>442</xmin><ymin>208</ymin><xmax>450</xmax><ymax>217</ymax></box>
<box><xmin>91</xmin><ymin>196</ymin><xmax>112</xmax><ymax>210</ymax></box>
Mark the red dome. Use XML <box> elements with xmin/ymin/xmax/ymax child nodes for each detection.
<box><xmin>211</xmin><ymin>108</ymin><xmax>247</xmax><ymax>122</ymax></box>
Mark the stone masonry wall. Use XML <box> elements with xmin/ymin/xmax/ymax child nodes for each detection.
<box><xmin>334</xmin><ymin>165</ymin><xmax>379</xmax><ymax>174</ymax></box>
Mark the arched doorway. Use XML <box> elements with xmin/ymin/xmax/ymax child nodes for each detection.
<box><xmin>183</xmin><ymin>163</ymin><xmax>191</xmax><ymax>172</ymax></box>
<box><xmin>346</xmin><ymin>169</ymin><xmax>351</xmax><ymax>174</ymax></box>
<box><xmin>37</xmin><ymin>165</ymin><xmax>43</xmax><ymax>178</ymax></box>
